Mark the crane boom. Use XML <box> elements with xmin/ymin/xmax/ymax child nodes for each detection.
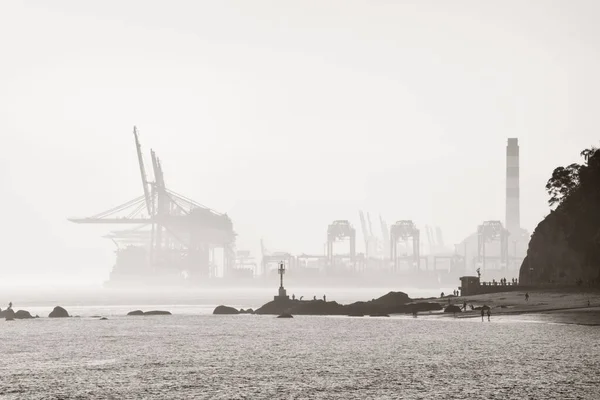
<box><xmin>133</xmin><ymin>126</ymin><xmax>152</xmax><ymax>216</ymax></box>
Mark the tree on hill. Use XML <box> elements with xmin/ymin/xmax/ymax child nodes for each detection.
<box><xmin>542</xmin><ymin>146</ymin><xmax>600</xmax><ymax>276</ymax></box>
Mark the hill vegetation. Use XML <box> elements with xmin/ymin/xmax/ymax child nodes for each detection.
<box><xmin>520</xmin><ymin>146</ymin><xmax>600</xmax><ymax>286</ymax></box>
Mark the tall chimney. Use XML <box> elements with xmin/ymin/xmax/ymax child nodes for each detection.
<box><xmin>505</xmin><ymin>138</ymin><xmax>520</xmax><ymax>236</ymax></box>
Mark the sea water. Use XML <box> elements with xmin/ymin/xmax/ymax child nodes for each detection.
<box><xmin>1</xmin><ymin>306</ymin><xmax>599</xmax><ymax>399</ymax></box>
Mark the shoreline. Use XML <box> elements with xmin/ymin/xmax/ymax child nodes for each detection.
<box><xmin>428</xmin><ymin>288</ymin><xmax>600</xmax><ymax>326</ymax></box>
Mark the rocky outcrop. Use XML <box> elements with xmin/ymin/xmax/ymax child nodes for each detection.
<box><xmin>14</xmin><ymin>310</ymin><xmax>34</xmax><ymax>319</ymax></box>
<box><xmin>213</xmin><ymin>305</ymin><xmax>240</xmax><ymax>315</ymax></box>
<box><xmin>444</xmin><ymin>305</ymin><xmax>462</xmax><ymax>313</ymax></box>
<box><xmin>143</xmin><ymin>310</ymin><xmax>171</xmax><ymax>316</ymax></box>
<box><xmin>519</xmin><ymin>211</ymin><xmax>590</xmax><ymax>285</ymax></box>
<box><xmin>49</xmin><ymin>306</ymin><xmax>69</xmax><ymax>318</ymax></box>
<box><xmin>4</xmin><ymin>308</ymin><xmax>15</xmax><ymax>320</ymax></box>
<box><xmin>239</xmin><ymin>308</ymin><xmax>254</xmax><ymax>314</ymax></box>
<box><xmin>253</xmin><ymin>291</ymin><xmax>441</xmax><ymax>316</ymax></box>
<box><xmin>127</xmin><ymin>310</ymin><xmax>171</xmax><ymax>316</ymax></box>
<box><xmin>520</xmin><ymin>148</ymin><xmax>600</xmax><ymax>286</ymax></box>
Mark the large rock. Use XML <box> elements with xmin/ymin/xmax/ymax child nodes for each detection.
<box><xmin>213</xmin><ymin>305</ymin><xmax>240</xmax><ymax>315</ymax></box>
<box><xmin>4</xmin><ymin>308</ymin><xmax>15</xmax><ymax>320</ymax></box>
<box><xmin>127</xmin><ymin>310</ymin><xmax>171</xmax><ymax>316</ymax></box>
<box><xmin>519</xmin><ymin>148</ymin><xmax>600</xmax><ymax>286</ymax></box>
<box><xmin>444</xmin><ymin>305</ymin><xmax>462</xmax><ymax>313</ymax></box>
<box><xmin>143</xmin><ymin>310</ymin><xmax>171</xmax><ymax>316</ymax></box>
<box><xmin>49</xmin><ymin>306</ymin><xmax>69</xmax><ymax>318</ymax></box>
<box><xmin>14</xmin><ymin>310</ymin><xmax>34</xmax><ymax>319</ymax></box>
<box><xmin>254</xmin><ymin>291</ymin><xmax>422</xmax><ymax>316</ymax></box>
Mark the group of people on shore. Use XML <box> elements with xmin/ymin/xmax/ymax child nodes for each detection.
<box><xmin>291</xmin><ymin>294</ymin><xmax>327</xmax><ymax>302</ymax></box>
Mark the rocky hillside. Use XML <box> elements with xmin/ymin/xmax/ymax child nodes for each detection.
<box><xmin>520</xmin><ymin>147</ymin><xmax>600</xmax><ymax>285</ymax></box>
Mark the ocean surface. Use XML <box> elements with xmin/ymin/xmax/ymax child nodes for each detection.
<box><xmin>1</xmin><ymin>290</ymin><xmax>600</xmax><ymax>399</ymax></box>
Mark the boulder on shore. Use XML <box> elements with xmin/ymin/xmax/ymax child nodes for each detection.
<box><xmin>49</xmin><ymin>306</ymin><xmax>69</xmax><ymax>318</ymax></box>
<box><xmin>4</xmin><ymin>308</ymin><xmax>15</xmax><ymax>320</ymax></box>
<box><xmin>213</xmin><ymin>305</ymin><xmax>240</xmax><ymax>315</ymax></box>
<box><xmin>277</xmin><ymin>313</ymin><xmax>293</xmax><ymax>318</ymax></box>
<box><xmin>15</xmin><ymin>310</ymin><xmax>34</xmax><ymax>319</ymax></box>
<box><xmin>444</xmin><ymin>305</ymin><xmax>462</xmax><ymax>313</ymax></box>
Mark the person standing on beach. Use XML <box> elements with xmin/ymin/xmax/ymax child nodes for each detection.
<box><xmin>487</xmin><ymin>309</ymin><xmax>491</xmax><ymax>321</ymax></box>
<box><xmin>525</xmin><ymin>292</ymin><xmax>529</xmax><ymax>302</ymax></box>
<box><xmin>481</xmin><ymin>308</ymin><xmax>484</xmax><ymax>321</ymax></box>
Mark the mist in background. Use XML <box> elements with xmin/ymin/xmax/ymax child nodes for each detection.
<box><xmin>1</xmin><ymin>0</ymin><xmax>599</xmax><ymax>287</ymax></box>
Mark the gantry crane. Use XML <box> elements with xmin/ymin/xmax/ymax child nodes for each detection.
<box><xmin>68</xmin><ymin>126</ymin><xmax>236</xmax><ymax>284</ymax></box>
<box><xmin>326</xmin><ymin>220</ymin><xmax>356</xmax><ymax>268</ymax></box>
<box><xmin>390</xmin><ymin>220</ymin><xmax>420</xmax><ymax>272</ymax></box>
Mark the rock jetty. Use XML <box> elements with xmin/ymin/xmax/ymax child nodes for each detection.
<box><xmin>213</xmin><ymin>291</ymin><xmax>442</xmax><ymax>316</ymax></box>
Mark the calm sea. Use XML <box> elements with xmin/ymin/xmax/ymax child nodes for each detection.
<box><xmin>1</xmin><ymin>304</ymin><xmax>599</xmax><ymax>399</ymax></box>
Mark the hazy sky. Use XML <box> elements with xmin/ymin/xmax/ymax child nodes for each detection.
<box><xmin>1</xmin><ymin>1</ymin><xmax>599</xmax><ymax>285</ymax></box>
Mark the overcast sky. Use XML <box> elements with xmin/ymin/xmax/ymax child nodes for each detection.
<box><xmin>1</xmin><ymin>0</ymin><xmax>599</xmax><ymax>285</ymax></box>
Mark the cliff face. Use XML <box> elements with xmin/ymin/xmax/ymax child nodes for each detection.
<box><xmin>519</xmin><ymin>148</ymin><xmax>600</xmax><ymax>285</ymax></box>
<box><xmin>519</xmin><ymin>211</ymin><xmax>588</xmax><ymax>285</ymax></box>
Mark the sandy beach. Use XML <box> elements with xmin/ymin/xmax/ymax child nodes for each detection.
<box><xmin>440</xmin><ymin>288</ymin><xmax>600</xmax><ymax>326</ymax></box>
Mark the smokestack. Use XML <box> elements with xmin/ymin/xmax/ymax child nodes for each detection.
<box><xmin>505</xmin><ymin>138</ymin><xmax>520</xmax><ymax>236</ymax></box>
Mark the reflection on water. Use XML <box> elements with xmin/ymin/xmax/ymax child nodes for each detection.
<box><xmin>1</xmin><ymin>313</ymin><xmax>599</xmax><ymax>399</ymax></box>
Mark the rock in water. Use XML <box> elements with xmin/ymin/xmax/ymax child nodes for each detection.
<box><xmin>100</xmin><ymin>317</ymin><xmax>108</xmax><ymax>320</ymax></box>
<box><xmin>127</xmin><ymin>310</ymin><xmax>144</xmax><ymax>316</ymax></box>
<box><xmin>143</xmin><ymin>311</ymin><xmax>171</xmax><ymax>316</ymax></box>
<box><xmin>49</xmin><ymin>306</ymin><xmax>69</xmax><ymax>318</ymax></box>
<box><xmin>444</xmin><ymin>305</ymin><xmax>462</xmax><ymax>313</ymax></box>
<box><xmin>277</xmin><ymin>313</ymin><xmax>293</xmax><ymax>318</ymax></box>
<box><xmin>213</xmin><ymin>305</ymin><xmax>240</xmax><ymax>315</ymax></box>
<box><xmin>14</xmin><ymin>310</ymin><xmax>34</xmax><ymax>319</ymax></box>
<box><xmin>5</xmin><ymin>308</ymin><xmax>15</xmax><ymax>321</ymax></box>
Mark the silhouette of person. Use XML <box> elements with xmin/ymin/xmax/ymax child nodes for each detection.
<box><xmin>525</xmin><ymin>292</ymin><xmax>529</xmax><ymax>302</ymax></box>
<box><xmin>463</xmin><ymin>301</ymin><xmax>467</xmax><ymax>311</ymax></box>
<box><xmin>481</xmin><ymin>308</ymin><xmax>484</xmax><ymax>322</ymax></box>
<box><xmin>487</xmin><ymin>309</ymin><xmax>491</xmax><ymax>321</ymax></box>
<box><xmin>313</xmin><ymin>295</ymin><xmax>316</xmax><ymax>301</ymax></box>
